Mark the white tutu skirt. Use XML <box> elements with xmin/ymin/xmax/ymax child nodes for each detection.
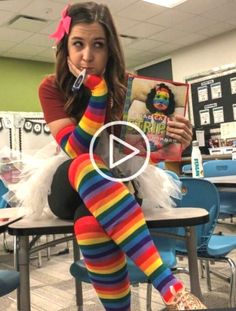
<box><xmin>1</xmin><ymin>133</ymin><xmax>182</xmax><ymax>219</ymax></box>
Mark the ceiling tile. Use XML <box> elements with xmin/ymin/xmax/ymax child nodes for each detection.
<box><xmin>148</xmin><ymin>8</ymin><xmax>195</xmax><ymax>27</ymax></box>
<box><xmin>20</xmin><ymin>0</ymin><xmax>64</xmax><ymax>21</ymax></box>
<box><xmin>0</xmin><ymin>27</ymin><xmax>32</xmax><ymax>42</ymax></box>
<box><xmin>172</xmin><ymin>33</ymin><xmax>208</xmax><ymax>47</ymax></box>
<box><xmin>174</xmin><ymin>15</ymin><xmax>217</xmax><ymax>33</ymax></box>
<box><xmin>176</xmin><ymin>0</ymin><xmax>229</xmax><ymax>14</ymax></box>
<box><xmin>0</xmin><ymin>40</ymin><xmax>18</xmax><ymax>53</ymax></box>
<box><xmin>114</xmin><ymin>16</ymin><xmax>139</xmax><ymax>34</ymax></box>
<box><xmin>117</xmin><ymin>1</ymin><xmax>166</xmax><ymax>21</ymax></box>
<box><xmin>4</xmin><ymin>43</ymin><xmax>47</xmax><ymax>57</ymax></box>
<box><xmin>202</xmin><ymin>2</ymin><xmax>236</xmax><ymax>22</ymax></box>
<box><xmin>0</xmin><ymin>10</ymin><xmax>15</xmax><ymax>27</ymax></box>
<box><xmin>23</xmin><ymin>33</ymin><xmax>52</xmax><ymax>47</ymax></box>
<box><xmin>197</xmin><ymin>22</ymin><xmax>236</xmax><ymax>38</ymax></box>
<box><xmin>149</xmin><ymin>28</ymin><xmax>188</xmax><ymax>42</ymax></box>
<box><xmin>0</xmin><ymin>0</ymin><xmax>32</xmax><ymax>13</ymax></box>
<box><xmin>124</xmin><ymin>22</ymin><xmax>164</xmax><ymax>39</ymax></box>
<box><xmin>126</xmin><ymin>38</ymin><xmax>164</xmax><ymax>51</ymax></box>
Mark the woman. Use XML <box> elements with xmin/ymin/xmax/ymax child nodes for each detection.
<box><xmin>39</xmin><ymin>2</ymin><xmax>206</xmax><ymax>310</ymax></box>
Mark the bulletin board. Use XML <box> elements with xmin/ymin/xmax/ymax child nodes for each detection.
<box><xmin>186</xmin><ymin>67</ymin><xmax>236</xmax><ymax>150</ymax></box>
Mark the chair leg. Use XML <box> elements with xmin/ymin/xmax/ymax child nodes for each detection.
<box><xmin>205</xmin><ymin>260</ymin><xmax>212</xmax><ymax>291</ymax></box>
<box><xmin>73</xmin><ymin>239</ymin><xmax>84</xmax><ymax>310</ymax></box>
<box><xmin>146</xmin><ymin>282</ymin><xmax>152</xmax><ymax>311</ymax></box>
<box><xmin>226</xmin><ymin>257</ymin><xmax>236</xmax><ymax>308</ymax></box>
<box><xmin>199</xmin><ymin>259</ymin><xmax>205</xmax><ymax>278</ymax></box>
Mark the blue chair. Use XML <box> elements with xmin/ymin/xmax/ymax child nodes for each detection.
<box><xmin>203</xmin><ymin>160</ymin><xmax>236</xmax><ymax>220</ymax></box>
<box><xmin>0</xmin><ymin>270</ymin><xmax>20</xmax><ymax>297</ymax></box>
<box><xmin>176</xmin><ymin>177</ymin><xmax>236</xmax><ymax>307</ymax></box>
<box><xmin>181</xmin><ymin>163</ymin><xmax>192</xmax><ymax>176</ymax></box>
<box><xmin>0</xmin><ymin>179</ymin><xmax>9</xmax><ymax>208</ymax></box>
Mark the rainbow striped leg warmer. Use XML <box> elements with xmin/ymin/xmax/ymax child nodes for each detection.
<box><xmin>69</xmin><ymin>154</ymin><xmax>184</xmax><ymax>307</ymax></box>
<box><xmin>56</xmin><ymin>75</ymin><xmax>108</xmax><ymax>158</ymax></box>
<box><xmin>74</xmin><ymin>216</ymin><xmax>131</xmax><ymax>311</ymax></box>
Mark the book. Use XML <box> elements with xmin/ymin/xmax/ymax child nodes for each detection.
<box><xmin>121</xmin><ymin>74</ymin><xmax>189</xmax><ymax>163</ymax></box>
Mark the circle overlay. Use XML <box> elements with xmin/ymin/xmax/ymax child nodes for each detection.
<box><xmin>89</xmin><ymin>121</ymin><xmax>150</xmax><ymax>182</ymax></box>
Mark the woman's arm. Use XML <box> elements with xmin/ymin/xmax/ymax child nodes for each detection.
<box><xmin>166</xmin><ymin>114</ymin><xmax>193</xmax><ymax>151</ymax></box>
<box><xmin>46</xmin><ymin>75</ymin><xmax>108</xmax><ymax>158</ymax></box>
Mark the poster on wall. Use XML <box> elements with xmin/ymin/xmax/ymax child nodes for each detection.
<box><xmin>15</xmin><ymin>112</ymin><xmax>53</xmax><ymax>155</ymax></box>
<box><xmin>230</xmin><ymin>77</ymin><xmax>236</xmax><ymax>94</ymax></box>
<box><xmin>211</xmin><ymin>82</ymin><xmax>222</xmax><ymax>99</ymax></box>
<box><xmin>221</xmin><ymin>121</ymin><xmax>236</xmax><ymax>139</ymax></box>
<box><xmin>199</xmin><ymin>109</ymin><xmax>210</xmax><ymax>125</ymax></box>
<box><xmin>233</xmin><ymin>103</ymin><xmax>236</xmax><ymax>120</ymax></box>
<box><xmin>213</xmin><ymin>106</ymin><xmax>224</xmax><ymax>123</ymax></box>
<box><xmin>197</xmin><ymin>86</ymin><xmax>208</xmax><ymax>102</ymax></box>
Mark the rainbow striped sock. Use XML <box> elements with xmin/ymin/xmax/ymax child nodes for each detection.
<box><xmin>69</xmin><ymin>153</ymin><xmax>184</xmax><ymax>304</ymax></box>
<box><xmin>74</xmin><ymin>216</ymin><xmax>131</xmax><ymax>311</ymax></box>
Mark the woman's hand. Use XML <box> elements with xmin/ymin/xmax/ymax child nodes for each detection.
<box><xmin>67</xmin><ymin>57</ymin><xmax>81</xmax><ymax>77</ymax></box>
<box><xmin>167</xmin><ymin>114</ymin><xmax>193</xmax><ymax>151</ymax></box>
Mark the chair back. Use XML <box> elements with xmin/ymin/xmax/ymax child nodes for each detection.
<box><xmin>203</xmin><ymin>160</ymin><xmax>236</xmax><ymax>177</ymax></box>
<box><xmin>0</xmin><ymin>179</ymin><xmax>9</xmax><ymax>208</ymax></box>
<box><xmin>176</xmin><ymin>177</ymin><xmax>220</xmax><ymax>253</ymax></box>
<box><xmin>203</xmin><ymin>160</ymin><xmax>236</xmax><ymax>217</ymax></box>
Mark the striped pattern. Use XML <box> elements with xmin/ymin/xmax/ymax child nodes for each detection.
<box><xmin>69</xmin><ymin>154</ymin><xmax>184</xmax><ymax>306</ymax></box>
<box><xmin>56</xmin><ymin>76</ymin><xmax>108</xmax><ymax>158</ymax></box>
<box><xmin>74</xmin><ymin>216</ymin><xmax>131</xmax><ymax>311</ymax></box>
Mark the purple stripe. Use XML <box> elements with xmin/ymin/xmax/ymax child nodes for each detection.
<box><xmin>126</xmin><ymin>235</ymin><xmax>152</xmax><ymax>257</ymax></box>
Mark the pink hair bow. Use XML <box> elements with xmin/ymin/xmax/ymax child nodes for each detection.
<box><xmin>49</xmin><ymin>5</ymin><xmax>71</xmax><ymax>43</ymax></box>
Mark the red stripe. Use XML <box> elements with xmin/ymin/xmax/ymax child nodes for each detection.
<box><xmin>55</xmin><ymin>124</ymin><xmax>76</xmax><ymax>144</ymax></box>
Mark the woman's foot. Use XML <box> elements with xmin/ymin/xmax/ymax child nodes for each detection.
<box><xmin>166</xmin><ymin>286</ymin><xmax>207</xmax><ymax>310</ymax></box>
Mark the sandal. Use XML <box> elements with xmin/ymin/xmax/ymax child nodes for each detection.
<box><xmin>166</xmin><ymin>286</ymin><xmax>207</xmax><ymax>310</ymax></box>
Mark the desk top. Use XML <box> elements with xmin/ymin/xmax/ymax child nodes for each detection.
<box><xmin>0</xmin><ymin>208</ymin><xmax>24</xmax><ymax>233</ymax></box>
<box><xmin>144</xmin><ymin>207</ymin><xmax>209</xmax><ymax>228</ymax></box>
<box><xmin>205</xmin><ymin>175</ymin><xmax>236</xmax><ymax>184</ymax></box>
<box><xmin>8</xmin><ymin>207</ymin><xmax>209</xmax><ymax>236</ymax></box>
<box><xmin>182</xmin><ymin>154</ymin><xmax>232</xmax><ymax>163</ymax></box>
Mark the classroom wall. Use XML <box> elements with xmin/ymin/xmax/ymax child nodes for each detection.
<box><xmin>0</xmin><ymin>57</ymin><xmax>54</xmax><ymax>112</ymax></box>
<box><xmin>136</xmin><ymin>29</ymin><xmax>236</xmax><ymax>83</ymax></box>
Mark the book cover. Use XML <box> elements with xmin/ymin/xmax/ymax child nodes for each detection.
<box><xmin>122</xmin><ymin>74</ymin><xmax>189</xmax><ymax>163</ymax></box>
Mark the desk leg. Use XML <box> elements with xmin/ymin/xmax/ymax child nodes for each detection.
<box><xmin>73</xmin><ymin>238</ymin><xmax>83</xmax><ymax>310</ymax></box>
<box><xmin>185</xmin><ymin>226</ymin><xmax>203</xmax><ymax>301</ymax></box>
<box><xmin>18</xmin><ymin>236</ymin><xmax>31</xmax><ymax>311</ymax></box>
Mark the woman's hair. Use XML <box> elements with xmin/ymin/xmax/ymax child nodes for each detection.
<box><xmin>146</xmin><ymin>83</ymin><xmax>175</xmax><ymax>115</ymax></box>
<box><xmin>54</xmin><ymin>2</ymin><xmax>126</xmax><ymax>121</ymax></box>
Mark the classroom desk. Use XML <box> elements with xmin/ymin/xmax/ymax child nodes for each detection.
<box><xmin>0</xmin><ymin>207</ymin><xmax>23</xmax><ymax>233</ymax></box>
<box><xmin>8</xmin><ymin>217</ymin><xmax>81</xmax><ymax>311</ymax></box>
<box><xmin>205</xmin><ymin>175</ymin><xmax>236</xmax><ymax>186</ymax></box>
<box><xmin>166</xmin><ymin>154</ymin><xmax>233</xmax><ymax>175</ymax></box>
<box><xmin>8</xmin><ymin>207</ymin><xmax>209</xmax><ymax>311</ymax></box>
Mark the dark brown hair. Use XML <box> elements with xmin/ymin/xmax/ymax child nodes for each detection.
<box><xmin>54</xmin><ymin>2</ymin><xmax>126</xmax><ymax>121</ymax></box>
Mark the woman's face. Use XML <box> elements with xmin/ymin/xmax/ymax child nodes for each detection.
<box><xmin>67</xmin><ymin>22</ymin><xmax>108</xmax><ymax>76</ymax></box>
<box><xmin>153</xmin><ymin>87</ymin><xmax>170</xmax><ymax>112</ymax></box>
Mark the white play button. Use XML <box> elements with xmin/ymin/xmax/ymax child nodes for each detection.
<box><xmin>89</xmin><ymin>121</ymin><xmax>150</xmax><ymax>182</ymax></box>
<box><xmin>109</xmin><ymin>134</ymin><xmax>140</xmax><ymax>169</ymax></box>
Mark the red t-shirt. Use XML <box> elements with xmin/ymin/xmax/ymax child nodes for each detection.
<box><xmin>38</xmin><ymin>75</ymin><xmax>112</xmax><ymax>124</ymax></box>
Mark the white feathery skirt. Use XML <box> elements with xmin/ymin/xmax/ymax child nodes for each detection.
<box><xmin>1</xmin><ymin>133</ymin><xmax>181</xmax><ymax>219</ymax></box>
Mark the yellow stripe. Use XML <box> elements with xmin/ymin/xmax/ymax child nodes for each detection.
<box><xmin>75</xmin><ymin>162</ymin><xmax>107</xmax><ymax>189</ymax></box>
<box><xmin>92</xmin><ymin>188</ymin><xmax>129</xmax><ymax>217</ymax></box>
<box><xmin>144</xmin><ymin>257</ymin><xmax>163</xmax><ymax>276</ymax></box>
<box><xmin>115</xmin><ymin>218</ymin><xmax>146</xmax><ymax>244</ymax></box>
<box><xmin>87</xmin><ymin>260</ymin><xmax>126</xmax><ymax>274</ymax></box>
<box><xmin>65</xmin><ymin>144</ymin><xmax>77</xmax><ymax>158</ymax></box>
<box><xmin>97</xmin><ymin>287</ymin><xmax>130</xmax><ymax>300</ymax></box>
<box><xmin>78</xmin><ymin>236</ymin><xmax>110</xmax><ymax>245</ymax></box>
<box><xmin>92</xmin><ymin>80</ymin><xmax>108</xmax><ymax>96</ymax></box>
<box><xmin>80</xmin><ymin>117</ymin><xmax>102</xmax><ymax>135</ymax></box>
